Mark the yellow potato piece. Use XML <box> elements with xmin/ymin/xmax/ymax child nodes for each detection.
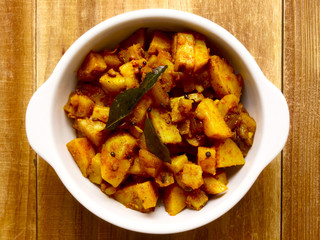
<box><xmin>197</xmin><ymin>146</ymin><xmax>216</xmax><ymax>175</ymax></box>
<box><xmin>149</xmin><ymin>108</ymin><xmax>182</xmax><ymax>144</ymax></box>
<box><xmin>164</xmin><ymin>184</ymin><xmax>187</xmax><ymax>216</ymax></box>
<box><xmin>202</xmin><ymin>175</ymin><xmax>228</xmax><ymax>195</ymax></box>
<box><xmin>209</xmin><ymin>55</ymin><xmax>243</xmax><ymax>98</ymax></box>
<box><xmin>172</xmin><ymin>32</ymin><xmax>195</xmax><ymax>73</ymax></box>
<box><xmin>66</xmin><ymin>138</ymin><xmax>95</xmax><ymax>177</ymax></box>
<box><xmin>73</xmin><ymin>118</ymin><xmax>108</xmax><ymax>147</ymax></box>
<box><xmin>195</xmin><ymin>98</ymin><xmax>233</xmax><ymax>139</ymax></box>
<box><xmin>87</xmin><ymin>153</ymin><xmax>102</xmax><ymax>184</ymax></box>
<box><xmin>186</xmin><ymin>189</ymin><xmax>208</xmax><ymax>210</ymax></box>
<box><xmin>215</xmin><ymin>138</ymin><xmax>245</xmax><ymax>167</ymax></box>
<box><xmin>113</xmin><ymin>181</ymin><xmax>158</xmax><ymax>212</ymax></box>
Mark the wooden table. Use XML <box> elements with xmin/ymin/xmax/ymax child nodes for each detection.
<box><xmin>1</xmin><ymin>0</ymin><xmax>319</xmax><ymax>239</ymax></box>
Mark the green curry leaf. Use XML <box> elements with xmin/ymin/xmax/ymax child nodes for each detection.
<box><xmin>144</xmin><ymin>116</ymin><xmax>171</xmax><ymax>163</ymax></box>
<box><xmin>105</xmin><ymin>65</ymin><xmax>168</xmax><ymax>130</ymax></box>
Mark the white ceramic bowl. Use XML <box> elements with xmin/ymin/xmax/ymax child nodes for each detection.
<box><xmin>26</xmin><ymin>9</ymin><xmax>289</xmax><ymax>234</ymax></box>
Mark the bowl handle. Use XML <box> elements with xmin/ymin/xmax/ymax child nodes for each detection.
<box><xmin>259</xmin><ymin>76</ymin><xmax>290</xmax><ymax>169</ymax></box>
<box><xmin>25</xmin><ymin>78</ymin><xmax>56</xmax><ymax>168</ymax></box>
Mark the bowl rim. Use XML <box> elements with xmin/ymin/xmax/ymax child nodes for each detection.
<box><xmin>26</xmin><ymin>9</ymin><xmax>290</xmax><ymax>234</ymax></box>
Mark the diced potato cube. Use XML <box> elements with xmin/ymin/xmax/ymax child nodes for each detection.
<box><xmin>73</xmin><ymin>118</ymin><xmax>108</xmax><ymax>147</ymax></box>
<box><xmin>215</xmin><ymin>138</ymin><xmax>245</xmax><ymax>167</ymax></box>
<box><xmin>64</xmin><ymin>93</ymin><xmax>94</xmax><ymax>118</ymax></box>
<box><xmin>145</xmin><ymin>51</ymin><xmax>176</xmax><ymax>92</ymax></box>
<box><xmin>186</xmin><ymin>189</ymin><xmax>208</xmax><ymax>210</ymax></box>
<box><xmin>181</xmin><ymin>163</ymin><xmax>204</xmax><ymax>190</ymax></box>
<box><xmin>100</xmin><ymin>153</ymin><xmax>131</xmax><ymax>187</ymax></box>
<box><xmin>100</xmin><ymin>133</ymin><xmax>136</xmax><ymax>187</ymax></box>
<box><xmin>194</xmin><ymin>35</ymin><xmax>209</xmax><ymax>73</ymax></box>
<box><xmin>170</xmin><ymin>97</ymin><xmax>193</xmax><ymax>123</ymax></box>
<box><xmin>77</xmin><ymin>51</ymin><xmax>107</xmax><ymax>81</ymax></box>
<box><xmin>99</xmin><ymin>62</ymin><xmax>139</xmax><ymax>94</ymax></box>
<box><xmin>149</xmin><ymin>108</ymin><xmax>182</xmax><ymax>144</ymax></box>
<box><xmin>197</xmin><ymin>146</ymin><xmax>216</xmax><ymax>175</ymax></box>
<box><xmin>66</xmin><ymin>138</ymin><xmax>95</xmax><ymax>177</ymax></box>
<box><xmin>119</xmin><ymin>62</ymin><xmax>139</xmax><ymax>89</ymax></box>
<box><xmin>202</xmin><ymin>174</ymin><xmax>228</xmax><ymax>195</ymax></box>
<box><xmin>100</xmin><ymin>181</ymin><xmax>118</xmax><ymax>196</ymax></box>
<box><xmin>216</xmin><ymin>94</ymin><xmax>240</xmax><ymax>118</ymax></box>
<box><xmin>86</xmin><ymin>153</ymin><xmax>102</xmax><ymax>184</ymax></box>
<box><xmin>119</xmin><ymin>44</ymin><xmax>144</xmax><ymax>63</ymax></box>
<box><xmin>131</xmin><ymin>95</ymin><xmax>153</xmax><ymax>126</ymax></box>
<box><xmin>99</xmin><ymin>71</ymin><xmax>126</xmax><ymax>94</ymax></box>
<box><xmin>149</xmin><ymin>81</ymin><xmax>170</xmax><ymax>107</ymax></box>
<box><xmin>154</xmin><ymin>169</ymin><xmax>174</xmax><ymax>187</ymax></box>
<box><xmin>209</xmin><ymin>55</ymin><xmax>243</xmax><ymax>98</ymax></box>
<box><xmin>135</xmin><ymin>181</ymin><xmax>158</xmax><ymax>209</ymax></box>
<box><xmin>113</xmin><ymin>181</ymin><xmax>158</xmax><ymax>212</ymax></box>
<box><xmin>77</xmin><ymin>83</ymin><xmax>111</xmax><ymax>106</ymax></box>
<box><xmin>172</xmin><ymin>32</ymin><xmax>195</xmax><ymax>73</ymax></box>
<box><xmin>102</xmin><ymin>50</ymin><xmax>122</xmax><ymax>70</ymax></box>
<box><xmin>138</xmin><ymin>149</ymin><xmax>163</xmax><ymax>178</ymax></box>
<box><xmin>128</xmin><ymin>156</ymin><xmax>147</xmax><ymax>176</ymax></box>
<box><xmin>165</xmin><ymin>154</ymin><xmax>189</xmax><ymax>174</ymax></box>
<box><xmin>102</xmin><ymin>131</ymin><xmax>137</xmax><ymax>160</ymax></box>
<box><xmin>163</xmin><ymin>184</ymin><xmax>187</xmax><ymax>216</ymax></box>
<box><xmin>148</xmin><ymin>31</ymin><xmax>172</xmax><ymax>54</ymax></box>
<box><xmin>91</xmin><ymin>105</ymin><xmax>110</xmax><ymax>123</ymax></box>
<box><xmin>195</xmin><ymin>98</ymin><xmax>233</xmax><ymax>139</ymax></box>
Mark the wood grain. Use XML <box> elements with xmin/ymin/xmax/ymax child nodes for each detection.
<box><xmin>282</xmin><ymin>1</ymin><xmax>320</xmax><ymax>239</ymax></box>
<box><xmin>36</xmin><ymin>1</ymin><xmax>282</xmax><ymax>240</ymax></box>
<box><xmin>0</xmin><ymin>0</ymin><xmax>36</xmax><ymax>239</ymax></box>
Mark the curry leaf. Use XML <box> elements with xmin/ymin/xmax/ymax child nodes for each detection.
<box><xmin>105</xmin><ymin>65</ymin><xmax>168</xmax><ymax>130</ymax></box>
<box><xmin>144</xmin><ymin>116</ymin><xmax>171</xmax><ymax>163</ymax></box>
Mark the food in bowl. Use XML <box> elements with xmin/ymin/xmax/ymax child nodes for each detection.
<box><xmin>64</xmin><ymin>28</ymin><xmax>256</xmax><ymax>216</ymax></box>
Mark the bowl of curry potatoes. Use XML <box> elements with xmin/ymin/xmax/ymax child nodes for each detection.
<box><xmin>26</xmin><ymin>9</ymin><xmax>289</xmax><ymax>234</ymax></box>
